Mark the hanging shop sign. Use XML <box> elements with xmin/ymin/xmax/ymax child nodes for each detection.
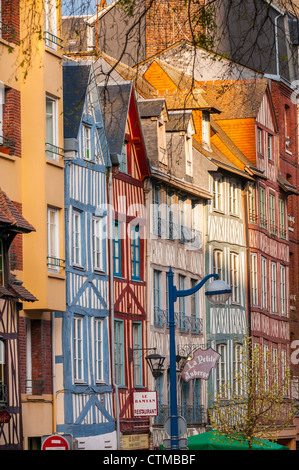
<box><xmin>132</xmin><ymin>391</ymin><xmax>158</xmax><ymax>417</ymax></box>
<box><xmin>181</xmin><ymin>348</ymin><xmax>221</xmax><ymax>382</ymax></box>
<box><xmin>0</xmin><ymin>409</ymin><xmax>11</xmax><ymax>423</ymax></box>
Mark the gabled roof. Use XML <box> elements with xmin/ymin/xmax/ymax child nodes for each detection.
<box><xmin>138</xmin><ymin>99</ymin><xmax>168</xmax><ymax>119</ymax></box>
<box><xmin>0</xmin><ymin>190</ymin><xmax>35</xmax><ymax>233</ymax></box>
<box><xmin>63</xmin><ymin>63</ymin><xmax>91</xmax><ymax>139</ymax></box>
<box><xmin>98</xmin><ymin>81</ymin><xmax>132</xmax><ymax>159</ymax></box>
<box><xmin>166</xmin><ymin>110</ymin><xmax>194</xmax><ymax>132</ymax></box>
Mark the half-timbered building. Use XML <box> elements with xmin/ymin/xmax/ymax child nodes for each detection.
<box><xmin>98</xmin><ymin>81</ymin><xmax>151</xmax><ymax>450</ymax></box>
<box><xmin>56</xmin><ymin>62</ymin><xmax>115</xmax><ymax>450</ymax></box>
<box><xmin>0</xmin><ymin>190</ymin><xmax>37</xmax><ymax>449</ymax></box>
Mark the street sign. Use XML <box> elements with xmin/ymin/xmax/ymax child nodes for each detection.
<box><xmin>41</xmin><ymin>434</ymin><xmax>70</xmax><ymax>450</ymax></box>
<box><xmin>164</xmin><ymin>415</ymin><xmax>187</xmax><ymax>437</ymax></box>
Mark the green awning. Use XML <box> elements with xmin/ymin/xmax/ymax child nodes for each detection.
<box><xmin>186</xmin><ymin>430</ymin><xmax>289</xmax><ymax>450</ymax></box>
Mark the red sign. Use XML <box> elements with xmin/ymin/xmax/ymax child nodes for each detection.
<box><xmin>42</xmin><ymin>434</ymin><xmax>70</xmax><ymax>450</ymax></box>
<box><xmin>181</xmin><ymin>348</ymin><xmax>221</xmax><ymax>382</ymax></box>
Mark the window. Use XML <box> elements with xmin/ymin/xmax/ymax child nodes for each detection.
<box><xmin>267</xmin><ymin>133</ymin><xmax>273</xmax><ymax>161</ymax></box>
<box><xmin>166</xmin><ymin>190</ymin><xmax>173</xmax><ymax>240</ymax></box>
<box><xmin>114</xmin><ymin>320</ymin><xmax>125</xmax><ymax>386</ymax></box>
<box><xmin>72</xmin><ymin>210</ymin><xmax>81</xmax><ymax>266</ymax></box>
<box><xmin>47</xmin><ymin>207</ymin><xmax>60</xmax><ymax>272</ymax></box>
<box><xmin>0</xmin><ymin>339</ymin><xmax>5</xmax><ymax>405</ymax></box>
<box><xmin>120</xmin><ymin>141</ymin><xmax>128</xmax><ymax>173</ymax></box>
<box><xmin>178</xmin><ymin>197</ymin><xmax>186</xmax><ymax>242</ymax></box>
<box><xmin>248</xmin><ymin>183</ymin><xmax>257</xmax><ymax>224</ymax></box>
<box><xmin>93</xmin><ymin>217</ymin><xmax>103</xmax><ymax>271</ymax></box>
<box><xmin>190</xmin><ymin>279</ymin><xmax>200</xmax><ymax>333</ymax></box>
<box><xmin>257</xmin><ymin>127</ymin><xmax>263</xmax><ymax>155</ymax></box>
<box><xmin>44</xmin><ymin>0</ymin><xmax>59</xmax><ymax>50</ymax></box>
<box><xmin>95</xmin><ymin>319</ymin><xmax>103</xmax><ymax>383</ymax></box>
<box><xmin>185</xmin><ymin>134</ymin><xmax>193</xmax><ymax>176</ymax></box>
<box><xmin>279</xmin><ymin>199</ymin><xmax>286</xmax><ymax>238</ymax></box>
<box><xmin>153</xmin><ymin>270</ymin><xmax>162</xmax><ymax>327</ymax></box>
<box><xmin>271</xmin><ymin>262</ymin><xmax>277</xmax><ymax>313</ymax></box>
<box><xmin>113</xmin><ymin>221</ymin><xmax>122</xmax><ymax>277</ymax></box>
<box><xmin>74</xmin><ymin>316</ymin><xmax>84</xmax><ymax>382</ymax></box>
<box><xmin>285</xmin><ymin>105</ymin><xmax>291</xmax><ymax>151</ymax></box>
<box><xmin>213</xmin><ymin>176</ymin><xmax>223</xmax><ymax>211</ymax></box>
<box><xmin>152</xmin><ymin>186</ymin><xmax>161</xmax><ymax>237</ymax></box>
<box><xmin>264</xmin><ymin>344</ymin><xmax>269</xmax><ymax>390</ymax></box>
<box><xmin>269</xmin><ymin>194</ymin><xmax>276</xmax><ymax>235</ymax></box>
<box><xmin>273</xmin><ymin>347</ymin><xmax>278</xmax><ymax>386</ymax></box>
<box><xmin>46</xmin><ymin>95</ymin><xmax>59</xmax><ymax>161</ymax></box>
<box><xmin>233</xmin><ymin>344</ymin><xmax>243</xmax><ymax>395</ymax></box>
<box><xmin>230</xmin><ymin>252</ymin><xmax>239</xmax><ymax>303</ymax></box>
<box><xmin>179</xmin><ymin>275</ymin><xmax>187</xmax><ymax>332</ymax></box>
<box><xmin>202</xmin><ymin>111</ymin><xmax>210</xmax><ymax>148</ymax></box>
<box><xmin>261</xmin><ymin>257</ymin><xmax>267</xmax><ymax>309</ymax></box>
<box><xmin>217</xmin><ymin>344</ymin><xmax>226</xmax><ymax>397</ymax></box>
<box><xmin>133</xmin><ymin>323</ymin><xmax>143</xmax><ymax>386</ymax></box>
<box><xmin>131</xmin><ymin>225</ymin><xmax>141</xmax><ymax>280</ymax></box>
<box><xmin>280</xmin><ymin>265</ymin><xmax>286</xmax><ymax>316</ymax></box>
<box><xmin>259</xmin><ymin>186</ymin><xmax>267</xmax><ymax>229</ymax></box>
<box><xmin>230</xmin><ymin>182</ymin><xmax>238</xmax><ymax>215</ymax></box>
<box><xmin>0</xmin><ymin>239</ymin><xmax>4</xmax><ymax>286</ymax></box>
<box><xmin>213</xmin><ymin>249</ymin><xmax>222</xmax><ymax>279</ymax></box>
<box><xmin>83</xmin><ymin>124</ymin><xmax>91</xmax><ymax>160</ymax></box>
<box><xmin>251</xmin><ymin>253</ymin><xmax>258</xmax><ymax>306</ymax></box>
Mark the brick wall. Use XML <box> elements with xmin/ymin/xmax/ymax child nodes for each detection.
<box><xmin>145</xmin><ymin>0</ymin><xmax>205</xmax><ymax>58</ymax></box>
<box><xmin>3</xmin><ymin>87</ymin><xmax>21</xmax><ymax>157</ymax></box>
<box><xmin>19</xmin><ymin>318</ymin><xmax>53</xmax><ymax>395</ymax></box>
<box><xmin>1</xmin><ymin>0</ymin><xmax>20</xmax><ymax>44</ymax></box>
<box><xmin>9</xmin><ymin>201</ymin><xmax>23</xmax><ymax>271</ymax></box>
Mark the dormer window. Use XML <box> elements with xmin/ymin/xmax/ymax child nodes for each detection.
<box><xmin>202</xmin><ymin>111</ymin><xmax>210</xmax><ymax>148</ymax></box>
<box><xmin>120</xmin><ymin>141</ymin><xmax>128</xmax><ymax>173</ymax></box>
<box><xmin>185</xmin><ymin>120</ymin><xmax>194</xmax><ymax>177</ymax></box>
<box><xmin>267</xmin><ymin>133</ymin><xmax>273</xmax><ymax>161</ymax></box>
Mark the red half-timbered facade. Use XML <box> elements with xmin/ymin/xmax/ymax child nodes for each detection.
<box><xmin>99</xmin><ymin>82</ymin><xmax>150</xmax><ymax>448</ymax></box>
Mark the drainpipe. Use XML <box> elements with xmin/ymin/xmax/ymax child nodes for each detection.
<box><xmin>274</xmin><ymin>13</ymin><xmax>282</xmax><ymax>78</ymax></box>
<box><xmin>108</xmin><ymin>167</ymin><xmax>120</xmax><ymax>450</ymax></box>
<box><xmin>52</xmin><ymin>311</ymin><xmax>56</xmax><ymax>433</ymax></box>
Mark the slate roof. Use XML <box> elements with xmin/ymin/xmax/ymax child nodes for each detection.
<box><xmin>98</xmin><ymin>81</ymin><xmax>132</xmax><ymax>157</ymax></box>
<box><xmin>138</xmin><ymin>99</ymin><xmax>167</xmax><ymax>118</ymax></box>
<box><xmin>63</xmin><ymin>63</ymin><xmax>91</xmax><ymax>139</ymax></box>
<box><xmin>166</xmin><ymin>110</ymin><xmax>194</xmax><ymax>132</ymax></box>
<box><xmin>0</xmin><ymin>190</ymin><xmax>35</xmax><ymax>233</ymax></box>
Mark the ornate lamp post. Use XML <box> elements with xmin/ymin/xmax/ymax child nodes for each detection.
<box><xmin>167</xmin><ymin>267</ymin><xmax>231</xmax><ymax>449</ymax></box>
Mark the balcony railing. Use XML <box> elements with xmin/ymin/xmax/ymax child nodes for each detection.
<box><xmin>154</xmin><ymin>404</ymin><xmax>207</xmax><ymax>426</ymax></box>
<box><xmin>25</xmin><ymin>379</ymin><xmax>44</xmax><ymax>395</ymax></box>
<box><xmin>0</xmin><ymin>20</ymin><xmax>16</xmax><ymax>42</ymax></box>
<box><xmin>0</xmin><ymin>135</ymin><xmax>16</xmax><ymax>150</ymax></box>
<box><xmin>153</xmin><ymin>307</ymin><xmax>203</xmax><ymax>334</ymax></box>
<box><xmin>47</xmin><ymin>256</ymin><xmax>65</xmax><ymax>272</ymax></box>
<box><xmin>0</xmin><ymin>383</ymin><xmax>7</xmax><ymax>406</ymax></box>
<box><xmin>152</xmin><ymin>218</ymin><xmax>202</xmax><ymax>248</ymax></box>
<box><xmin>44</xmin><ymin>31</ymin><xmax>63</xmax><ymax>49</ymax></box>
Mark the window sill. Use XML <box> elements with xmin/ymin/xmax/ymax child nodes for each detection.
<box><xmin>0</xmin><ymin>151</ymin><xmax>16</xmax><ymax>161</ymax></box>
<box><xmin>46</xmin><ymin>158</ymin><xmax>64</xmax><ymax>169</ymax></box>
<box><xmin>48</xmin><ymin>272</ymin><xmax>66</xmax><ymax>280</ymax></box>
<box><xmin>45</xmin><ymin>45</ymin><xmax>63</xmax><ymax>59</ymax></box>
<box><xmin>72</xmin><ymin>264</ymin><xmax>85</xmax><ymax>272</ymax></box>
<box><xmin>94</xmin><ymin>268</ymin><xmax>106</xmax><ymax>275</ymax></box>
<box><xmin>0</xmin><ymin>36</ymin><xmax>16</xmax><ymax>49</ymax></box>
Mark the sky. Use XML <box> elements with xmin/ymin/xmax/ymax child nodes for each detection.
<box><xmin>61</xmin><ymin>0</ymin><xmax>114</xmax><ymax>16</ymax></box>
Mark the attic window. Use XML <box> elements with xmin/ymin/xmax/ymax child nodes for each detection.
<box><xmin>202</xmin><ymin>111</ymin><xmax>210</xmax><ymax>148</ymax></box>
<box><xmin>120</xmin><ymin>141</ymin><xmax>128</xmax><ymax>174</ymax></box>
<box><xmin>185</xmin><ymin>134</ymin><xmax>192</xmax><ymax>176</ymax></box>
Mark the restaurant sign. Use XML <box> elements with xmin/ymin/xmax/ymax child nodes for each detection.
<box><xmin>181</xmin><ymin>348</ymin><xmax>220</xmax><ymax>382</ymax></box>
<box><xmin>133</xmin><ymin>391</ymin><xmax>158</xmax><ymax>417</ymax></box>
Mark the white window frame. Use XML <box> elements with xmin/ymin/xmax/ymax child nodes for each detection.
<box><xmin>279</xmin><ymin>198</ymin><xmax>286</xmax><ymax>238</ymax></box>
<box><xmin>268</xmin><ymin>133</ymin><xmax>273</xmax><ymax>161</ymax></box>
<box><xmin>217</xmin><ymin>344</ymin><xmax>227</xmax><ymax>397</ymax></box>
<box><xmin>230</xmin><ymin>182</ymin><xmax>238</xmax><ymax>216</ymax></box>
<box><xmin>46</xmin><ymin>94</ymin><xmax>59</xmax><ymax>161</ymax></box>
<box><xmin>83</xmin><ymin>124</ymin><xmax>91</xmax><ymax>161</ymax></box>
<box><xmin>271</xmin><ymin>262</ymin><xmax>277</xmax><ymax>313</ymax></box>
<box><xmin>74</xmin><ymin>316</ymin><xmax>84</xmax><ymax>383</ymax></box>
<box><xmin>185</xmin><ymin>134</ymin><xmax>193</xmax><ymax>176</ymax></box>
<box><xmin>257</xmin><ymin>127</ymin><xmax>263</xmax><ymax>155</ymax></box>
<box><xmin>251</xmin><ymin>253</ymin><xmax>258</xmax><ymax>306</ymax></box>
<box><xmin>95</xmin><ymin>319</ymin><xmax>104</xmax><ymax>383</ymax></box>
<box><xmin>202</xmin><ymin>111</ymin><xmax>210</xmax><ymax>148</ymax></box>
<box><xmin>213</xmin><ymin>249</ymin><xmax>222</xmax><ymax>279</ymax></box>
<box><xmin>72</xmin><ymin>210</ymin><xmax>81</xmax><ymax>266</ymax></box>
<box><xmin>44</xmin><ymin>0</ymin><xmax>58</xmax><ymax>50</ymax></box>
<box><xmin>213</xmin><ymin>176</ymin><xmax>223</xmax><ymax>212</ymax></box>
<box><xmin>230</xmin><ymin>252</ymin><xmax>239</xmax><ymax>304</ymax></box>
<box><xmin>269</xmin><ymin>193</ymin><xmax>276</xmax><ymax>235</ymax></box>
<box><xmin>93</xmin><ymin>217</ymin><xmax>103</xmax><ymax>272</ymax></box>
<box><xmin>280</xmin><ymin>265</ymin><xmax>286</xmax><ymax>316</ymax></box>
<box><xmin>47</xmin><ymin>206</ymin><xmax>60</xmax><ymax>272</ymax></box>
<box><xmin>261</xmin><ymin>256</ymin><xmax>267</xmax><ymax>309</ymax></box>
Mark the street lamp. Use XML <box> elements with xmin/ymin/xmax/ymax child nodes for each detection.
<box><xmin>167</xmin><ymin>268</ymin><xmax>231</xmax><ymax>450</ymax></box>
<box><xmin>129</xmin><ymin>347</ymin><xmax>165</xmax><ymax>379</ymax></box>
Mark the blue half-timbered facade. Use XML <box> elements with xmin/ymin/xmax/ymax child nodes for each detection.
<box><xmin>55</xmin><ymin>62</ymin><xmax>115</xmax><ymax>449</ymax></box>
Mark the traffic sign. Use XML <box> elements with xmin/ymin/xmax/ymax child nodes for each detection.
<box><xmin>164</xmin><ymin>415</ymin><xmax>187</xmax><ymax>437</ymax></box>
<box><xmin>42</xmin><ymin>434</ymin><xmax>70</xmax><ymax>450</ymax></box>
